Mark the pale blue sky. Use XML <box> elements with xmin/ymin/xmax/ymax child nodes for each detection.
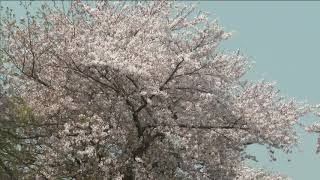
<box><xmin>2</xmin><ymin>1</ymin><xmax>320</xmax><ymax>179</ymax></box>
<box><xmin>197</xmin><ymin>1</ymin><xmax>320</xmax><ymax>179</ymax></box>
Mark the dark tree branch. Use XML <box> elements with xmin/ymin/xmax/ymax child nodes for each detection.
<box><xmin>132</xmin><ymin>132</ymin><xmax>165</xmax><ymax>158</ymax></box>
<box><xmin>159</xmin><ymin>58</ymin><xmax>185</xmax><ymax>91</ymax></box>
<box><xmin>145</xmin><ymin>123</ymin><xmax>248</xmax><ymax>131</ymax></box>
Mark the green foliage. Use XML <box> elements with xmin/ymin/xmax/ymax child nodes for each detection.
<box><xmin>0</xmin><ymin>95</ymin><xmax>37</xmax><ymax>178</ymax></box>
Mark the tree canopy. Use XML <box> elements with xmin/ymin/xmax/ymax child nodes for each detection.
<box><xmin>0</xmin><ymin>1</ymin><xmax>319</xmax><ymax>179</ymax></box>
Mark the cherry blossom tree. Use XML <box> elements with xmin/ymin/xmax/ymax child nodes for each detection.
<box><xmin>0</xmin><ymin>1</ymin><xmax>318</xmax><ymax>179</ymax></box>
